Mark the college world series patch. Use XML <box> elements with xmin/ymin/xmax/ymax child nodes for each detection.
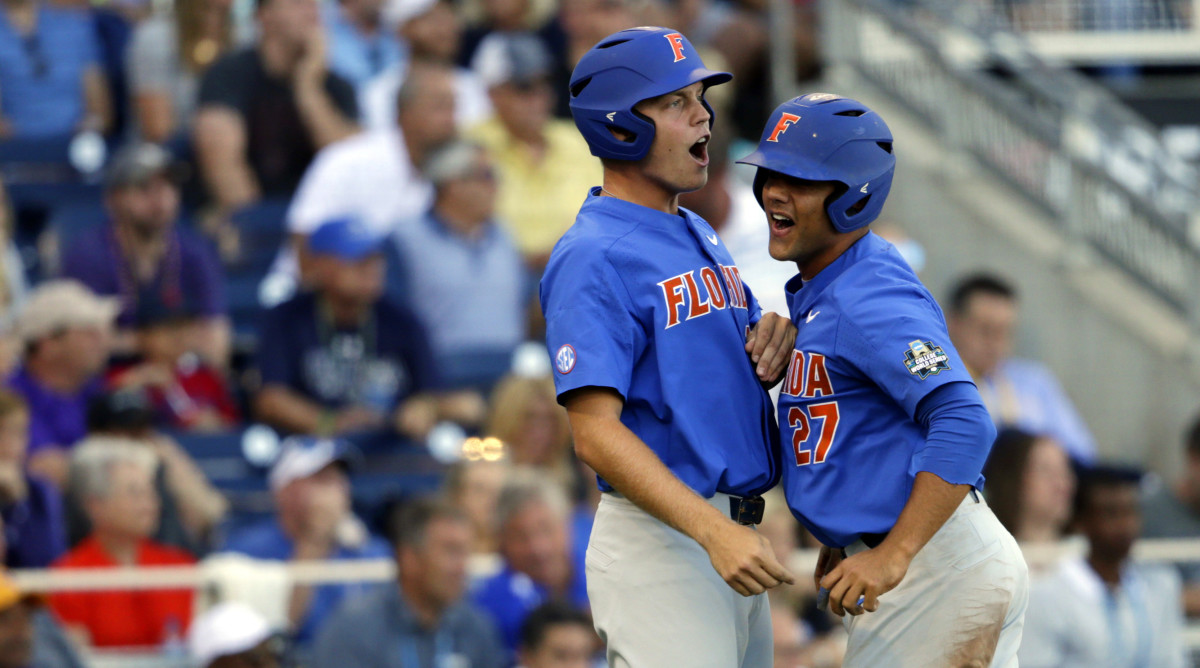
<box><xmin>555</xmin><ymin>344</ymin><xmax>577</xmax><ymax>374</ymax></box>
<box><xmin>904</xmin><ymin>340</ymin><xmax>950</xmax><ymax>379</ymax></box>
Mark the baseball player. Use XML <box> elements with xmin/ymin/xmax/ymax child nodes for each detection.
<box><xmin>737</xmin><ymin>94</ymin><xmax>1029</xmax><ymax>667</ymax></box>
<box><xmin>540</xmin><ymin>27</ymin><xmax>798</xmax><ymax>667</ymax></box>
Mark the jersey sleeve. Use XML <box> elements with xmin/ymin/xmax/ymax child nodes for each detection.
<box><xmin>744</xmin><ymin>280</ymin><xmax>763</xmax><ymax>327</ymax></box>
<box><xmin>836</xmin><ymin>287</ymin><xmax>974</xmax><ymax>418</ymax></box>
<box><xmin>286</xmin><ymin>144</ymin><xmax>352</xmax><ymax>235</ymax></box>
<box><xmin>541</xmin><ymin>243</ymin><xmax>645</xmax><ymax>403</ymax></box>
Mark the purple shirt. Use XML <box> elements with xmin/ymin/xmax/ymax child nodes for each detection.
<box><xmin>4</xmin><ymin>474</ymin><xmax>67</xmax><ymax>568</ymax></box>
<box><xmin>61</xmin><ymin>225</ymin><xmax>226</xmax><ymax>327</ymax></box>
<box><xmin>7</xmin><ymin>367</ymin><xmax>103</xmax><ymax>454</ymax></box>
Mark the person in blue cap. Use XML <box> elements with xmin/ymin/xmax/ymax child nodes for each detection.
<box><xmin>253</xmin><ymin>217</ymin><xmax>442</xmax><ymax>440</ymax></box>
<box><xmin>540</xmin><ymin>27</ymin><xmax>797</xmax><ymax>667</ymax></box>
<box><xmin>737</xmin><ymin>93</ymin><xmax>1029</xmax><ymax>667</ymax></box>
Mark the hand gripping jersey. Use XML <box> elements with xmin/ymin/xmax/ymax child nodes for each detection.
<box><xmin>777</xmin><ymin>233</ymin><xmax>986</xmax><ymax>547</ymax></box>
<box><xmin>541</xmin><ymin>188</ymin><xmax>781</xmax><ymax>498</ymax></box>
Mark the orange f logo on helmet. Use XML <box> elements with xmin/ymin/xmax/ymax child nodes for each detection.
<box><xmin>767</xmin><ymin>113</ymin><xmax>801</xmax><ymax>142</ymax></box>
<box><xmin>664</xmin><ymin>33</ymin><xmax>687</xmax><ymax>62</ymax></box>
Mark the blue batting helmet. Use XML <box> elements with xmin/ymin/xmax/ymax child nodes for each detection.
<box><xmin>568</xmin><ymin>27</ymin><xmax>732</xmax><ymax>162</ymax></box>
<box><xmin>737</xmin><ymin>93</ymin><xmax>896</xmax><ymax>233</ymax></box>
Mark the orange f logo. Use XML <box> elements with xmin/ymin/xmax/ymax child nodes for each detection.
<box><xmin>664</xmin><ymin>33</ymin><xmax>687</xmax><ymax>62</ymax></box>
<box><xmin>767</xmin><ymin>113</ymin><xmax>801</xmax><ymax>142</ymax></box>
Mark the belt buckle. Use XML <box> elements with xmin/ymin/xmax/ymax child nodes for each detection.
<box><xmin>729</xmin><ymin>495</ymin><xmax>765</xmax><ymax>526</ymax></box>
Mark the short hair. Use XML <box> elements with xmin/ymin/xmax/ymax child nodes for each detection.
<box><xmin>69</xmin><ymin>436</ymin><xmax>157</xmax><ymax>501</ymax></box>
<box><xmin>395</xmin><ymin>61</ymin><xmax>454</xmax><ymax>116</ymax></box>
<box><xmin>0</xmin><ymin>388</ymin><xmax>28</xmax><ymax>423</ymax></box>
<box><xmin>494</xmin><ymin>467</ymin><xmax>570</xmax><ymax>537</ymax></box>
<box><xmin>519</xmin><ymin>601</ymin><xmax>592</xmax><ymax>651</ymax></box>
<box><xmin>422</xmin><ymin>139</ymin><xmax>487</xmax><ymax>186</ymax></box>
<box><xmin>981</xmin><ymin>428</ymin><xmax>1040</xmax><ymax>536</ymax></box>
<box><xmin>947</xmin><ymin>273</ymin><xmax>1016</xmax><ymax>315</ymax></box>
<box><xmin>387</xmin><ymin>496</ymin><xmax>468</xmax><ymax>550</ymax></box>
<box><xmin>1072</xmin><ymin>465</ymin><xmax>1141</xmax><ymax>520</ymax></box>
<box><xmin>1186</xmin><ymin>411</ymin><xmax>1200</xmax><ymax>457</ymax></box>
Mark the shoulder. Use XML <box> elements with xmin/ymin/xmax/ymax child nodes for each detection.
<box><xmin>131</xmin><ymin>17</ymin><xmax>172</xmax><ymax>49</ymax></box>
<box><xmin>51</xmin><ymin>540</ymin><xmax>101</xmax><ymax>568</ymax></box>
<box><xmin>62</xmin><ymin>226</ymin><xmax>109</xmax><ymax>264</ymax></box>
<box><xmin>829</xmin><ymin>253</ymin><xmax>940</xmax><ymax>332</ymax></box>
<box><xmin>203</xmin><ymin>48</ymin><xmax>257</xmax><ymax>82</ymax></box>
<box><xmin>175</xmin><ymin>227</ymin><xmax>219</xmax><ymax>262</ymax></box>
<box><xmin>1136</xmin><ymin>561</ymin><xmax>1183</xmax><ymax>595</ymax></box>
<box><xmin>265</xmin><ymin>293</ymin><xmax>317</xmax><ymax>320</ymax></box>
<box><xmin>319</xmin><ymin>130</ymin><xmax>401</xmax><ymax>168</ymax></box>
<box><xmin>221</xmin><ymin>520</ymin><xmax>290</xmax><ymax>558</ymax></box>
<box><xmin>373</xmin><ymin>297</ymin><xmax>425</xmax><ymax>331</ymax></box>
<box><xmin>142</xmin><ymin>541</ymin><xmax>196</xmax><ymax>565</ymax></box>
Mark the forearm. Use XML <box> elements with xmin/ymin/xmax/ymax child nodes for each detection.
<box><xmin>568</xmin><ymin>399</ymin><xmax>730</xmax><ymax>544</ymax></box>
<box><xmin>254</xmin><ymin>387</ymin><xmax>325</xmax><ymax>434</ymax></box>
<box><xmin>156</xmin><ymin>440</ymin><xmax>228</xmax><ymax>531</ymax></box>
<box><xmin>293</xmin><ymin>79</ymin><xmax>358</xmax><ymax>149</ymax></box>
<box><xmin>194</xmin><ymin>110</ymin><xmax>260</xmax><ymax>211</ymax></box>
<box><xmin>880</xmin><ymin>471</ymin><xmax>969</xmax><ymax>559</ymax></box>
<box><xmin>82</xmin><ymin>68</ymin><xmax>112</xmax><ymax>133</ymax></box>
<box><xmin>197</xmin><ymin>317</ymin><xmax>232</xmax><ymax>371</ymax></box>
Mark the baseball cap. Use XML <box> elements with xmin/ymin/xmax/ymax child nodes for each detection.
<box><xmin>472</xmin><ymin>32</ymin><xmax>552</xmax><ymax>89</ymax></box>
<box><xmin>103</xmin><ymin>142</ymin><xmax>187</xmax><ymax>191</ymax></box>
<box><xmin>268</xmin><ymin>436</ymin><xmax>360</xmax><ymax>492</ymax></box>
<box><xmin>17</xmin><ymin>280</ymin><xmax>121</xmax><ymax>343</ymax></box>
<box><xmin>87</xmin><ymin>388</ymin><xmax>156</xmax><ymax>434</ymax></box>
<box><xmin>382</xmin><ymin>0</ymin><xmax>438</xmax><ymax>28</ymax></box>
<box><xmin>0</xmin><ymin>572</ymin><xmax>42</xmax><ymax>613</ymax></box>
<box><xmin>188</xmin><ymin>602</ymin><xmax>274</xmax><ymax>667</ymax></box>
<box><xmin>307</xmin><ymin>217</ymin><xmax>388</xmax><ymax>262</ymax></box>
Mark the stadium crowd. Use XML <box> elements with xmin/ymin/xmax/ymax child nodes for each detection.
<box><xmin>0</xmin><ymin>0</ymin><xmax>1193</xmax><ymax>664</ymax></box>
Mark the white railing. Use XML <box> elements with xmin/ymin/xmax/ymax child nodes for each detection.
<box><xmin>995</xmin><ymin>0</ymin><xmax>1200</xmax><ymax>63</ymax></box>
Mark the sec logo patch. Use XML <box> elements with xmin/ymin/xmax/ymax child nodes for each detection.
<box><xmin>555</xmin><ymin>344</ymin><xmax>577</xmax><ymax>374</ymax></box>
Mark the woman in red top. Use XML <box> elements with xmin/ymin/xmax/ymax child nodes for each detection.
<box><xmin>50</xmin><ymin>436</ymin><xmax>194</xmax><ymax>648</ymax></box>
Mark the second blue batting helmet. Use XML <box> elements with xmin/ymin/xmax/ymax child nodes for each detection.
<box><xmin>568</xmin><ymin>27</ymin><xmax>732</xmax><ymax>162</ymax></box>
<box><xmin>737</xmin><ymin>93</ymin><xmax>896</xmax><ymax>233</ymax></box>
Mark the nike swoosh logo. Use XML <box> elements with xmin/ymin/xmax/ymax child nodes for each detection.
<box><xmin>806</xmin><ymin>310</ymin><xmax>820</xmax><ymax>323</ymax></box>
<box><xmin>706</xmin><ymin>233</ymin><xmax>719</xmax><ymax>245</ymax></box>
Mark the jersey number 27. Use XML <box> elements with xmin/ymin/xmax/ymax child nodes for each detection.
<box><xmin>786</xmin><ymin>402</ymin><xmax>840</xmax><ymax>466</ymax></box>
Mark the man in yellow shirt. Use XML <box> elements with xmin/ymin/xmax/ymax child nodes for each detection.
<box><xmin>468</xmin><ymin>32</ymin><xmax>602</xmax><ymax>270</ymax></box>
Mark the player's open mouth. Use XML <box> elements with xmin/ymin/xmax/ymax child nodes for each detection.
<box><xmin>689</xmin><ymin>136</ymin><xmax>709</xmax><ymax>165</ymax></box>
<box><xmin>770</xmin><ymin>212</ymin><xmax>795</xmax><ymax>235</ymax></box>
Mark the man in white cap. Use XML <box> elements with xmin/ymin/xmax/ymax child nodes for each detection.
<box><xmin>189</xmin><ymin>602</ymin><xmax>280</xmax><ymax>668</ymax></box>
<box><xmin>219</xmin><ymin>436</ymin><xmax>390</xmax><ymax>646</ymax></box>
<box><xmin>6</xmin><ymin>280</ymin><xmax>119</xmax><ymax>487</ymax></box>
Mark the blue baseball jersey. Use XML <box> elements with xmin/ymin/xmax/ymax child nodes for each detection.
<box><xmin>777</xmin><ymin>233</ymin><xmax>985</xmax><ymax>547</ymax></box>
<box><xmin>541</xmin><ymin>188</ymin><xmax>781</xmax><ymax>498</ymax></box>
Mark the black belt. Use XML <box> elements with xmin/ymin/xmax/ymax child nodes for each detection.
<box><xmin>729</xmin><ymin>495</ymin><xmax>765</xmax><ymax>526</ymax></box>
<box><xmin>856</xmin><ymin>488</ymin><xmax>981</xmax><ymax>549</ymax></box>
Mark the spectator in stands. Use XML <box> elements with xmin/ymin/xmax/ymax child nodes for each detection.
<box><xmin>312</xmin><ymin>497</ymin><xmax>504</xmax><ymax>668</ymax></box>
<box><xmin>393</xmin><ymin>140</ymin><xmax>526</xmax><ymax>391</ymax></box>
<box><xmin>221</xmin><ymin>436</ymin><xmax>390</xmax><ymax>644</ymax></box>
<box><xmin>441</xmin><ymin>457</ymin><xmax>509</xmax><ymax>554</ymax></box>
<box><xmin>678</xmin><ymin>119</ymin><xmax>793</xmax><ymax>317</ymax></box>
<box><xmin>188</xmin><ymin>601</ymin><xmax>281</xmax><ymax>668</ymax></box>
<box><xmin>485</xmin><ymin>375</ymin><xmax>572</xmax><ymax>490</ymax></box>
<box><xmin>472</xmin><ymin>468</ymin><xmax>587</xmax><ymax>658</ymax></box>
<box><xmin>548</xmin><ymin>0</ymin><xmax>637</xmax><ymax>117</ymax></box>
<box><xmin>0</xmin><ymin>0</ymin><xmax>112</xmax><ymax>139</ymax></box>
<box><xmin>74</xmin><ymin>388</ymin><xmax>228</xmax><ymax>556</ymax></box>
<box><xmin>7</xmin><ymin>281</ymin><xmax>118</xmax><ymax>487</ymax></box>
<box><xmin>1142</xmin><ymin>411</ymin><xmax>1200</xmax><ymax>616</ymax></box>
<box><xmin>1019</xmin><ymin>466</ymin><xmax>1187</xmax><ymax>668</ymax></box>
<box><xmin>126</xmin><ymin>0</ymin><xmax>235</xmax><ymax>143</ymax></box>
<box><xmin>983</xmin><ymin>428</ymin><xmax>1076</xmax><ymax>547</ymax></box>
<box><xmin>467</xmin><ymin>32</ymin><xmax>600</xmax><ymax>270</ymax></box>
<box><xmin>62</xmin><ymin>142</ymin><xmax>231</xmax><ymax>369</ymax></box>
<box><xmin>0</xmin><ymin>571</ymin><xmax>86</xmax><ymax>668</ymax></box>
<box><xmin>254</xmin><ymin>217</ymin><xmax>445</xmax><ymax>439</ymax></box>
<box><xmin>323</xmin><ymin>0</ymin><xmax>402</xmax><ymax>95</ymax></box>
<box><xmin>193</xmin><ymin>0</ymin><xmax>359</xmax><ymax>230</ymax></box>
<box><xmin>516</xmin><ymin>601</ymin><xmax>596</xmax><ymax>668</ymax></box>
<box><xmin>278</xmin><ymin>60</ymin><xmax>455</xmax><ymax>293</ymax></box>
<box><xmin>361</xmin><ymin>0</ymin><xmax>491</xmax><ymax>131</ymax></box>
<box><xmin>51</xmin><ymin>436</ymin><xmax>195</xmax><ymax>648</ymax></box>
<box><xmin>0</xmin><ymin>390</ymin><xmax>66</xmax><ymax>569</ymax></box>
<box><xmin>106</xmin><ymin>293</ymin><xmax>240</xmax><ymax>431</ymax></box>
<box><xmin>946</xmin><ymin>273</ymin><xmax>1097</xmax><ymax>463</ymax></box>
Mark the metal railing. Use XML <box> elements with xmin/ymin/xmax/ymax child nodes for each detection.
<box><xmin>992</xmin><ymin>0</ymin><xmax>1200</xmax><ymax>62</ymax></box>
<box><xmin>824</xmin><ymin>0</ymin><xmax>1200</xmax><ymax>331</ymax></box>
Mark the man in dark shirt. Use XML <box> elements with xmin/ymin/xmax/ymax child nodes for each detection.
<box><xmin>254</xmin><ymin>217</ymin><xmax>440</xmax><ymax>439</ymax></box>
<box><xmin>193</xmin><ymin>0</ymin><xmax>359</xmax><ymax>223</ymax></box>
<box><xmin>62</xmin><ymin>143</ymin><xmax>230</xmax><ymax>369</ymax></box>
